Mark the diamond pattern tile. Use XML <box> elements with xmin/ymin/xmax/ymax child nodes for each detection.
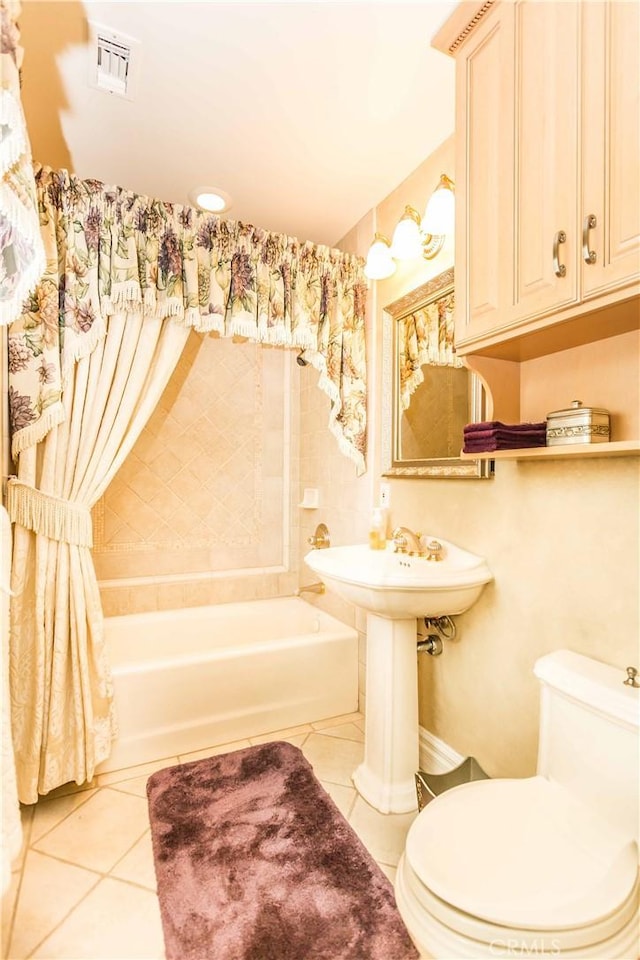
<box><xmin>93</xmin><ymin>337</ymin><xmax>290</xmax><ymax>579</ymax></box>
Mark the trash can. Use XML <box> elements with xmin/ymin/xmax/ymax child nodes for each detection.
<box><xmin>415</xmin><ymin>756</ymin><xmax>489</xmax><ymax>811</ymax></box>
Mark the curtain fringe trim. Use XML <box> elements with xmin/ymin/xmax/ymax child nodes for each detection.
<box><xmin>304</xmin><ymin>351</ymin><xmax>366</xmax><ymax>476</ymax></box>
<box><xmin>401</xmin><ymin>368</ymin><xmax>425</xmax><ymax>412</ymax></box>
<box><xmin>11</xmin><ymin>401</ymin><xmax>66</xmax><ymax>460</ymax></box>
<box><xmin>6</xmin><ymin>478</ymin><xmax>93</xmax><ymax>547</ymax></box>
<box><xmin>60</xmin><ymin>315</ymin><xmax>108</xmax><ymax>387</ymax></box>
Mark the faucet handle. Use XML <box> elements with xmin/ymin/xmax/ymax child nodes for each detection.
<box><xmin>391</xmin><ymin>528</ymin><xmax>408</xmax><ymax>554</ymax></box>
<box><xmin>623</xmin><ymin>667</ymin><xmax>639</xmax><ymax>688</ymax></box>
<box><xmin>425</xmin><ymin>539</ymin><xmax>444</xmax><ymax>562</ymax></box>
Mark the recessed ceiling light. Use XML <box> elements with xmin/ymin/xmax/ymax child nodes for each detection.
<box><xmin>188</xmin><ymin>186</ymin><xmax>232</xmax><ymax>214</ymax></box>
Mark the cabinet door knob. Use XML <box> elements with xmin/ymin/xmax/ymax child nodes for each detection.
<box><xmin>553</xmin><ymin>230</ymin><xmax>567</xmax><ymax>278</ymax></box>
<box><xmin>582</xmin><ymin>214</ymin><xmax>597</xmax><ymax>264</ymax></box>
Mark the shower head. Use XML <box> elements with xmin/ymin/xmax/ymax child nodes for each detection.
<box><xmin>296</xmin><ymin>350</ymin><xmax>309</xmax><ymax>367</ymax></box>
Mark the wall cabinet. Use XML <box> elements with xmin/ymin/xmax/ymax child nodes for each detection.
<box><xmin>435</xmin><ymin>0</ymin><xmax>640</xmax><ymax>358</ymax></box>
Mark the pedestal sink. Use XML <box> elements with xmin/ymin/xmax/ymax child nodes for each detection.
<box><xmin>304</xmin><ymin>539</ymin><xmax>493</xmax><ymax>814</ymax></box>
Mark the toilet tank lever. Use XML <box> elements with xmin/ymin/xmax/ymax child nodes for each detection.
<box><xmin>623</xmin><ymin>667</ymin><xmax>639</xmax><ymax>688</ymax></box>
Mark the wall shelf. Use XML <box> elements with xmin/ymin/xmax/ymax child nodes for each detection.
<box><xmin>460</xmin><ymin>440</ymin><xmax>640</xmax><ymax>462</ymax></box>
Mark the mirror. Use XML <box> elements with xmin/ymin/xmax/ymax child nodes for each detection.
<box><xmin>381</xmin><ymin>268</ymin><xmax>492</xmax><ymax>478</ymax></box>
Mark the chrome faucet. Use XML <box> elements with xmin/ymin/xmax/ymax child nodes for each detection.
<box><xmin>391</xmin><ymin>526</ymin><xmax>423</xmax><ymax>555</ymax></box>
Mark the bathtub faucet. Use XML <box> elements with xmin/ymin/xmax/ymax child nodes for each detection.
<box><xmin>297</xmin><ymin>582</ymin><xmax>326</xmax><ymax>595</ymax></box>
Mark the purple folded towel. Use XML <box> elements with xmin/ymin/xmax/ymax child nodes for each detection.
<box><xmin>463</xmin><ymin>435</ymin><xmax>547</xmax><ymax>453</ymax></box>
<box><xmin>464</xmin><ymin>428</ymin><xmax>547</xmax><ymax>442</ymax></box>
<box><xmin>464</xmin><ymin>420</ymin><xmax>547</xmax><ymax>435</ymax></box>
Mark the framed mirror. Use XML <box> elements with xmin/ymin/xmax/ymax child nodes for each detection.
<box><xmin>381</xmin><ymin>268</ymin><xmax>492</xmax><ymax>478</ymax></box>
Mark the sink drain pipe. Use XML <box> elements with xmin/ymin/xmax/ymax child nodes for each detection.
<box><xmin>417</xmin><ymin>615</ymin><xmax>457</xmax><ymax>656</ymax></box>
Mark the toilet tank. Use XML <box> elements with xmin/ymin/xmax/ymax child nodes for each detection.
<box><xmin>534</xmin><ymin>650</ymin><xmax>640</xmax><ymax>842</ymax></box>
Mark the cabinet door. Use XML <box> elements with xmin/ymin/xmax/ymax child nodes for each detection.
<box><xmin>455</xmin><ymin>2</ymin><xmax>515</xmax><ymax>346</ymax></box>
<box><xmin>582</xmin><ymin>1</ymin><xmax>640</xmax><ymax>298</ymax></box>
<box><xmin>511</xmin><ymin>0</ymin><xmax>580</xmax><ymax>322</ymax></box>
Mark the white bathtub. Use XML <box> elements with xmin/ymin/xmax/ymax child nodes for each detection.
<box><xmin>97</xmin><ymin>596</ymin><xmax>358</xmax><ymax>774</ymax></box>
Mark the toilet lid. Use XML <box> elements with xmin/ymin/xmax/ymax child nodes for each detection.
<box><xmin>405</xmin><ymin>776</ymin><xmax>639</xmax><ymax>930</ymax></box>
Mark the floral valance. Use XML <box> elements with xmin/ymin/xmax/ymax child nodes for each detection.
<box><xmin>0</xmin><ymin>0</ymin><xmax>45</xmax><ymax>326</ymax></box>
<box><xmin>397</xmin><ymin>290</ymin><xmax>461</xmax><ymax>411</ymax></box>
<box><xmin>8</xmin><ymin>165</ymin><xmax>367</xmax><ymax>472</ymax></box>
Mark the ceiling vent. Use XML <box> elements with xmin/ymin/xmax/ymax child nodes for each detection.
<box><xmin>88</xmin><ymin>22</ymin><xmax>140</xmax><ymax>100</ymax></box>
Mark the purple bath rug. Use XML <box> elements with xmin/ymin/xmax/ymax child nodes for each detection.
<box><xmin>147</xmin><ymin>740</ymin><xmax>419</xmax><ymax>960</ymax></box>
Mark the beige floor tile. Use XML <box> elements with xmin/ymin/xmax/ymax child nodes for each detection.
<box><xmin>317</xmin><ymin>722</ymin><xmax>364</xmax><ymax>743</ymax></box>
<box><xmin>300</xmin><ymin>732</ymin><xmax>364</xmax><ymax>787</ymax></box>
<box><xmin>348</xmin><ymin>796</ymin><xmax>417</xmax><ymax>867</ymax></box>
<box><xmin>30</xmin><ymin>790</ymin><xmax>98</xmax><ymax>844</ymax></box>
<box><xmin>249</xmin><ymin>723</ymin><xmax>314</xmax><ymax>744</ymax></box>
<box><xmin>319</xmin><ymin>780</ymin><xmax>358</xmax><ymax>819</ymax></box>
<box><xmin>110</xmin><ymin>774</ymin><xmax>154</xmax><ymax>799</ymax></box>
<box><xmin>8</xmin><ymin>850</ymin><xmax>99</xmax><ymax>960</ymax></box>
<box><xmin>33</xmin><ymin>788</ymin><xmax>150</xmax><ymax>874</ymax></box>
<box><xmin>13</xmin><ymin>805</ymin><xmax>34</xmax><ymax>871</ymax></box>
<box><xmin>311</xmin><ymin>712</ymin><xmax>364</xmax><ymax>731</ymax></box>
<box><xmin>97</xmin><ymin>756</ymin><xmax>179</xmax><ymax>788</ymax></box>
<box><xmin>1</xmin><ymin>870</ymin><xmax>20</xmax><ymax>959</ymax></box>
<box><xmin>178</xmin><ymin>738</ymin><xmax>251</xmax><ymax>763</ymax></box>
<box><xmin>377</xmin><ymin>861</ymin><xmax>397</xmax><ymax>885</ymax></box>
<box><xmin>30</xmin><ymin>877</ymin><xmax>165</xmax><ymax>960</ymax></box>
<box><xmin>110</xmin><ymin>831</ymin><xmax>157</xmax><ymax>891</ymax></box>
<box><xmin>276</xmin><ymin>733</ymin><xmax>309</xmax><ymax>748</ymax></box>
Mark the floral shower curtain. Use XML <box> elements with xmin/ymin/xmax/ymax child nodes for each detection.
<box><xmin>397</xmin><ymin>289</ymin><xmax>461</xmax><ymax>411</ymax></box>
<box><xmin>0</xmin><ymin>1</ymin><xmax>44</xmax><ymax>326</ymax></box>
<box><xmin>9</xmin><ymin>316</ymin><xmax>190</xmax><ymax>802</ymax></box>
<box><xmin>1</xmin><ymin>0</ymin><xmax>44</xmax><ymax>876</ymax></box>
<box><xmin>7</xmin><ymin>165</ymin><xmax>368</xmax><ymax>801</ymax></box>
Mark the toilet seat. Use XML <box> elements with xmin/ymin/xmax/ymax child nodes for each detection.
<box><xmin>403</xmin><ymin>776</ymin><xmax>639</xmax><ymax>948</ymax></box>
<box><xmin>400</xmin><ymin>850</ymin><xmax>640</xmax><ymax>953</ymax></box>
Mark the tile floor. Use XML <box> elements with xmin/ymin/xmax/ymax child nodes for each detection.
<box><xmin>2</xmin><ymin>712</ymin><xmax>421</xmax><ymax>960</ymax></box>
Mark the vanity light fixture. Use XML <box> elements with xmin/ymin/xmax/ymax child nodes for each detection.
<box><xmin>188</xmin><ymin>186</ymin><xmax>232</xmax><ymax>214</ymax></box>
<box><xmin>364</xmin><ymin>174</ymin><xmax>455</xmax><ymax>281</ymax></box>
<box><xmin>421</xmin><ymin>173</ymin><xmax>455</xmax><ymax>237</ymax></box>
<box><xmin>363</xmin><ymin>233</ymin><xmax>397</xmax><ymax>280</ymax></box>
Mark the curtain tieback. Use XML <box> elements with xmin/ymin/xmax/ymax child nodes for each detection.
<box><xmin>6</xmin><ymin>478</ymin><xmax>93</xmax><ymax>548</ymax></box>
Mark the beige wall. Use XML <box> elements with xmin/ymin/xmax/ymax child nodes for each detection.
<box><xmin>310</xmin><ymin>132</ymin><xmax>640</xmax><ymax>777</ymax></box>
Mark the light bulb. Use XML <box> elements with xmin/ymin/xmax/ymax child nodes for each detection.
<box><xmin>390</xmin><ymin>206</ymin><xmax>424</xmax><ymax>260</ymax></box>
<box><xmin>364</xmin><ymin>234</ymin><xmax>396</xmax><ymax>280</ymax></box>
<box><xmin>421</xmin><ymin>174</ymin><xmax>455</xmax><ymax>237</ymax></box>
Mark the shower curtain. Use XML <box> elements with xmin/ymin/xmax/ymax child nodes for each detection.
<box><xmin>7</xmin><ymin>166</ymin><xmax>368</xmax><ymax>802</ymax></box>
<box><xmin>1</xmin><ymin>0</ymin><xmax>45</xmax><ymax>877</ymax></box>
<box><xmin>8</xmin><ymin>316</ymin><xmax>190</xmax><ymax>801</ymax></box>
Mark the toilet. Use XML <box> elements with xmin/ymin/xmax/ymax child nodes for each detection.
<box><xmin>395</xmin><ymin>650</ymin><xmax>640</xmax><ymax>959</ymax></box>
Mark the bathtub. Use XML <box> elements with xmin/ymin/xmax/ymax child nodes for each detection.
<box><xmin>97</xmin><ymin>596</ymin><xmax>358</xmax><ymax>774</ymax></box>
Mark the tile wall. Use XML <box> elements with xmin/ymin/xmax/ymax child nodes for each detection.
<box><xmin>94</xmin><ymin>333</ymin><xmax>301</xmax><ymax>615</ymax></box>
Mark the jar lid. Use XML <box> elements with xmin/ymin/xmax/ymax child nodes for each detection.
<box><xmin>547</xmin><ymin>399</ymin><xmax>609</xmax><ymax>420</ymax></box>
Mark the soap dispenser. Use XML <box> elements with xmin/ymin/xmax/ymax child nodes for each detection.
<box><xmin>369</xmin><ymin>507</ymin><xmax>387</xmax><ymax>551</ymax></box>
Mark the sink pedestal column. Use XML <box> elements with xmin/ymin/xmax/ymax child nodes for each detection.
<box><xmin>353</xmin><ymin>613</ymin><xmax>419</xmax><ymax>814</ymax></box>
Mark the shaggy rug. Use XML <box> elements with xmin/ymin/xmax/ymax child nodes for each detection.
<box><xmin>147</xmin><ymin>740</ymin><xmax>419</xmax><ymax>960</ymax></box>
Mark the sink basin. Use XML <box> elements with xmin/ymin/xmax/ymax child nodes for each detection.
<box><xmin>304</xmin><ymin>539</ymin><xmax>492</xmax><ymax>618</ymax></box>
<box><xmin>304</xmin><ymin>536</ymin><xmax>493</xmax><ymax>813</ymax></box>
